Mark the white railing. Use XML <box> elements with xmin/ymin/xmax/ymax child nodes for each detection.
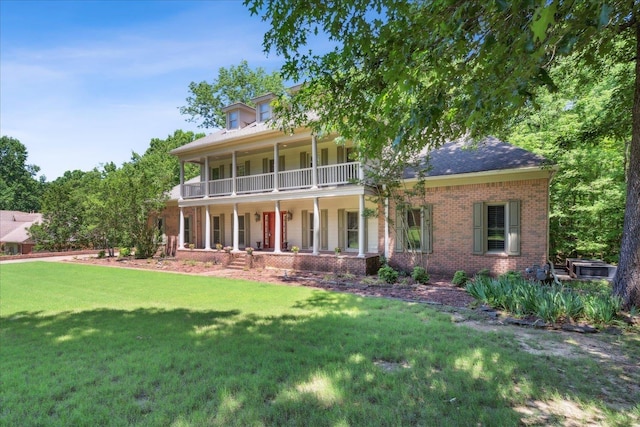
<box><xmin>183</xmin><ymin>182</ymin><xmax>206</xmax><ymax>198</ymax></box>
<box><xmin>318</xmin><ymin>162</ymin><xmax>360</xmax><ymax>186</ymax></box>
<box><xmin>208</xmin><ymin>178</ymin><xmax>233</xmax><ymax>196</ymax></box>
<box><xmin>237</xmin><ymin>173</ymin><xmax>274</xmax><ymax>194</ymax></box>
<box><xmin>185</xmin><ymin>162</ymin><xmax>362</xmax><ymax>197</ymax></box>
<box><xmin>279</xmin><ymin>168</ymin><xmax>312</xmax><ymax>190</ymax></box>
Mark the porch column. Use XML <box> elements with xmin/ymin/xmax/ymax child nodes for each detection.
<box><xmin>358</xmin><ymin>194</ymin><xmax>366</xmax><ymax>257</ymax></box>
<box><xmin>384</xmin><ymin>193</ymin><xmax>390</xmax><ymax>258</ymax></box>
<box><xmin>179</xmin><ymin>161</ymin><xmax>184</xmax><ymax>199</ymax></box>
<box><xmin>205</xmin><ymin>205</ymin><xmax>211</xmax><ymax>250</ymax></box>
<box><xmin>313</xmin><ymin>197</ymin><xmax>320</xmax><ymax>255</ymax></box>
<box><xmin>273</xmin><ymin>144</ymin><xmax>280</xmax><ymax>192</ymax></box>
<box><xmin>232</xmin><ymin>151</ymin><xmax>237</xmax><ymax>196</ymax></box>
<box><xmin>274</xmin><ymin>200</ymin><xmax>282</xmax><ymax>253</ymax></box>
<box><xmin>204</xmin><ymin>157</ymin><xmax>210</xmax><ymax>198</ymax></box>
<box><xmin>233</xmin><ymin>203</ymin><xmax>239</xmax><ymax>251</ymax></box>
<box><xmin>179</xmin><ymin>207</ymin><xmax>185</xmax><ymax>249</ymax></box>
<box><xmin>311</xmin><ymin>135</ymin><xmax>318</xmax><ymax>189</ymax></box>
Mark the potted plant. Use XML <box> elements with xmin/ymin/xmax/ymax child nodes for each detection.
<box><xmin>291</xmin><ymin>245</ymin><xmax>300</xmax><ymax>254</ymax></box>
<box><xmin>334</xmin><ymin>247</ymin><xmax>341</xmax><ymax>255</ymax></box>
<box><xmin>216</xmin><ymin>243</ymin><xmax>223</xmax><ymax>251</ymax></box>
<box><xmin>246</xmin><ymin>247</ymin><xmax>254</xmax><ymax>255</ymax></box>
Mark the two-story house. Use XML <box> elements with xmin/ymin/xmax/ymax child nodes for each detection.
<box><xmin>163</xmin><ymin>93</ymin><xmax>554</xmax><ymax>276</ymax></box>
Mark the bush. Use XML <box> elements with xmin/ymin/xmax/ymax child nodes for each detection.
<box><xmin>378</xmin><ymin>265</ymin><xmax>399</xmax><ymax>284</ymax></box>
<box><xmin>465</xmin><ymin>275</ymin><xmax>623</xmax><ymax>325</ymax></box>
<box><xmin>119</xmin><ymin>247</ymin><xmax>131</xmax><ymax>257</ymax></box>
<box><xmin>476</xmin><ymin>268</ymin><xmax>491</xmax><ymax>278</ymax></box>
<box><xmin>411</xmin><ymin>266</ymin><xmax>430</xmax><ymax>284</ymax></box>
<box><xmin>97</xmin><ymin>250</ymin><xmax>106</xmax><ymax>259</ymax></box>
<box><xmin>452</xmin><ymin>270</ymin><xmax>468</xmax><ymax>287</ymax></box>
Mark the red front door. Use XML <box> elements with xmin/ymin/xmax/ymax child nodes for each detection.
<box><xmin>263</xmin><ymin>211</ymin><xmax>288</xmax><ymax>249</ymax></box>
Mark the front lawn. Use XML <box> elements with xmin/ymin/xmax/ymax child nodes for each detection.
<box><xmin>1</xmin><ymin>262</ymin><xmax>638</xmax><ymax>426</ymax></box>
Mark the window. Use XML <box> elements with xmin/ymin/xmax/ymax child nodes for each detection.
<box><xmin>258</xmin><ymin>102</ymin><xmax>271</xmax><ymax>121</ymax></box>
<box><xmin>212</xmin><ymin>215</ymin><xmax>224</xmax><ymax>246</ymax></box>
<box><xmin>473</xmin><ymin>200</ymin><xmax>520</xmax><ymax>255</ymax></box>
<box><xmin>157</xmin><ymin>217</ymin><xmax>165</xmax><ymax>234</ymax></box>
<box><xmin>184</xmin><ymin>217</ymin><xmax>191</xmax><ymax>244</ymax></box>
<box><xmin>395</xmin><ymin>205</ymin><xmax>432</xmax><ymax>252</ymax></box>
<box><xmin>238</xmin><ymin>215</ymin><xmax>245</xmax><ymax>247</ymax></box>
<box><xmin>487</xmin><ymin>205</ymin><xmax>505</xmax><ymax>251</ymax></box>
<box><xmin>228</xmin><ymin>111</ymin><xmax>239</xmax><ymax>129</ymax></box>
<box><xmin>211</xmin><ymin>167</ymin><xmax>220</xmax><ymax>180</ymax></box>
<box><xmin>347</xmin><ymin>211</ymin><xmax>359</xmax><ymax>249</ymax></box>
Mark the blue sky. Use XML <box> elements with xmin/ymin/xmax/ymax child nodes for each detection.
<box><xmin>1</xmin><ymin>0</ymin><xmax>285</xmax><ymax>180</ymax></box>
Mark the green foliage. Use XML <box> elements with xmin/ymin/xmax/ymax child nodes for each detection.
<box><xmin>466</xmin><ymin>276</ymin><xmax>622</xmax><ymax>325</ymax></box>
<box><xmin>476</xmin><ymin>268</ymin><xmax>491</xmax><ymax>279</ymax></box>
<box><xmin>180</xmin><ymin>60</ymin><xmax>284</xmax><ymax>128</ymax></box>
<box><xmin>119</xmin><ymin>247</ymin><xmax>131</xmax><ymax>257</ymax></box>
<box><xmin>378</xmin><ymin>265</ymin><xmax>398</xmax><ymax>284</ymax></box>
<box><xmin>411</xmin><ymin>266</ymin><xmax>429</xmax><ymax>284</ymax></box>
<box><xmin>452</xmin><ymin>270</ymin><xmax>468</xmax><ymax>287</ymax></box>
<box><xmin>505</xmin><ymin>53</ymin><xmax>629</xmax><ymax>263</ymax></box>
<box><xmin>0</xmin><ymin>136</ymin><xmax>44</xmax><ymax>212</ymax></box>
<box><xmin>97</xmin><ymin>250</ymin><xmax>106</xmax><ymax>259</ymax></box>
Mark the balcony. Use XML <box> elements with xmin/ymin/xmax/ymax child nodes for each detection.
<box><xmin>182</xmin><ymin>162</ymin><xmax>361</xmax><ymax>199</ymax></box>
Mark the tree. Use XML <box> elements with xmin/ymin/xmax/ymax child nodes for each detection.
<box><xmin>180</xmin><ymin>60</ymin><xmax>284</xmax><ymax>128</ymax></box>
<box><xmin>504</xmin><ymin>55</ymin><xmax>629</xmax><ymax>263</ymax></box>
<box><xmin>0</xmin><ymin>136</ymin><xmax>44</xmax><ymax>212</ymax></box>
<box><xmin>244</xmin><ymin>0</ymin><xmax>639</xmax><ymax>308</ymax></box>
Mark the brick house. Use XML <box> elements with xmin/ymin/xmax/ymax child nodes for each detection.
<box><xmin>161</xmin><ymin>94</ymin><xmax>554</xmax><ymax>277</ymax></box>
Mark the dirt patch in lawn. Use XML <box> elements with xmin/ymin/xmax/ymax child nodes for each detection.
<box><xmin>67</xmin><ymin>256</ymin><xmax>639</xmax><ymax>424</ymax></box>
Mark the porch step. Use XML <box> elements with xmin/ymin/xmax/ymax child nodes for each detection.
<box><xmin>227</xmin><ymin>256</ymin><xmax>248</xmax><ymax>270</ymax></box>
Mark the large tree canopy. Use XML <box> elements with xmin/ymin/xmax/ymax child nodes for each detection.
<box><xmin>245</xmin><ymin>0</ymin><xmax>639</xmax><ymax>308</ymax></box>
<box><xmin>0</xmin><ymin>136</ymin><xmax>44</xmax><ymax>212</ymax></box>
<box><xmin>180</xmin><ymin>60</ymin><xmax>284</xmax><ymax>129</ymax></box>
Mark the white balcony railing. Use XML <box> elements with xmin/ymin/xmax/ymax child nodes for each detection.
<box><xmin>182</xmin><ymin>162</ymin><xmax>361</xmax><ymax>199</ymax></box>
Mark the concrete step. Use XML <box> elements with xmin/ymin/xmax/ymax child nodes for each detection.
<box><xmin>227</xmin><ymin>257</ymin><xmax>247</xmax><ymax>270</ymax></box>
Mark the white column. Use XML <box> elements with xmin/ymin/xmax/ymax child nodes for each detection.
<box><xmin>313</xmin><ymin>197</ymin><xmax>320</xmax><ymax>255</ymax></box>
<box><xmin>179</xmin><ymin>207</ymin><xmax>185</xmax><ymax>249</ymax></box>
<box><xmin>233</xmin><ymin>203</ymin><xmax>239</xmax><ymax>251</ymax></box>
<box><xmin>311</xmin><ymin>135</ymin><xmax>318</xmax><ymax>189</ymax></box>
<box><xmin>384</xmin><ymin>193</ymin><xmax>390</xmax><ymax>258</ymax></box>
<box><xmin>232</xmin><ymin>151</ymin><xmax>237</xmax><ymax>196</ymax></box>
<box><xmin>358</xmin><ymin>194</ymin><xmax>366</xmax><ymax>257</ymax></box>
<box><xmin>179</xmin><ymin>161</ymin><xmax>185</xmax><ymax>199</ymax></box>
<box><xmin>274</xmin><ymin>200</ymin><xmax>282</xmax><ymax>253</ymax></box>
<box><xmin>205</xmin><ymin>205</ymin><xmax>211</xmax><ymax>250</ymax></box>
<box><xmin>273</xmin><ymin>144</ymin><xmax>280</xmax><ymax>192</ymax></box>
<box><xmin>204</xmin><ymin>157</ymin><xmax>210</xmax><ymax>197</ymax></box>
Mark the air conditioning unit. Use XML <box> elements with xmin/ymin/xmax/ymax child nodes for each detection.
<box><xmin>566</xmin><ymin>258</ymin><xmax>617</xmax><ymax>280</ymax></box>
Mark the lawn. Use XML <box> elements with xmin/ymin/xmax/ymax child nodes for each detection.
<box><xmin>1</xmin><ymin>262</ymin><xmax>638</xmax><ymax>426</ymax></box>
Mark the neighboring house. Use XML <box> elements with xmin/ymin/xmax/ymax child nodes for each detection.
<box><xmin>163</xmin><ymin>94</ymin><xmax>554</xmax><ymax>276</ymax></box>
<box><xmin>0</xmin><ymin>210</ymin><xmax>42</xmax><ymax>255</ymax></box>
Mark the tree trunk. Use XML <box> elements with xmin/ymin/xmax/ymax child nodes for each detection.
<box><xmin>613</xmin><ymin>22</ymin><xmax>640</xmax><ymax>309</ymax></box>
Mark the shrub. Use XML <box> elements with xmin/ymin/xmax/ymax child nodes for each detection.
<box><xmin>476</xmin><ymin>268</ymin><xmax>491</xmax><ymax>278</ymax></box>
<box><xmin>119</xmin><ymin>247</ymin><xmax>131</xmax><ymax>257</ymax></box>
<box><xmin>411</xmin><ymin>266</ymin><xmax>430</xmax><ymax>284</ymax></box>
<box><xmin>452</xmin><ymin>270</ymin><xmax>468</xmax><ymax>287</ymax></box>
<box><xmin>499</xmin><ymin>270</ymin><xmax>522</xmax><ymax>281</ymax></box>
<box><xmin>378</xmin><ymin>265</ymin><xmax>398</xmax><ymax>284</ymax></box>
<box><xmin>97</xmin><ymin>250</ymin><xmax>106</xmax><ymax>259</ymax></box>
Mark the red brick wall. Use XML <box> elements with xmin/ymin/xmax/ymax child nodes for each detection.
<box><xmin>386</xmin><ymin>178</ymin><xmax>549</xmax><ymax>278</ymax></box>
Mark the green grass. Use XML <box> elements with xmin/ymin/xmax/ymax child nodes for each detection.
<box><xmin>1</xmin><ymin>262</ymin><xmax>638</xmax><ymax>426</ymax></box>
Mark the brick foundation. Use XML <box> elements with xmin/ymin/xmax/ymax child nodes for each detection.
<box><xmin>176</xmin><ymin>249</ymin><xmax>380</xmax><ymax>275</ymax></box>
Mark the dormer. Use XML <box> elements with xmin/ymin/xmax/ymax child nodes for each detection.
<box><xmin>221</xmin><ymin>103</ymin><xmax>256</xmax><ymax>130</ymax></box>
<box><xmin>251</xmin><ymin>93</ymin><xmax>277</xmax><ymax>123</ymax></box>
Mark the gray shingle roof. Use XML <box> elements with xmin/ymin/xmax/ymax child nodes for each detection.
<box><xmin>0</xmin><ymin>210</ymin><xmax>42</xmax><ymax>243</ymax></box>
<box><xmin>405</xmin><ymin>137</ymin><xmax>549</xmax><ymax>179</ymax></box>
